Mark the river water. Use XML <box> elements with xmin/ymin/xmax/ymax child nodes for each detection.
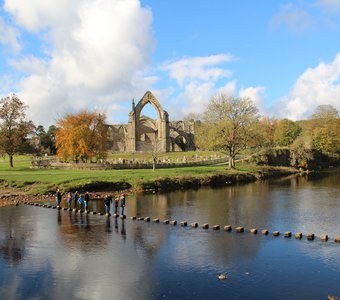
<box><xmin>0</xmin><ymin>171</ymin><xmax>339</xmax><ymax>299</ymax></box>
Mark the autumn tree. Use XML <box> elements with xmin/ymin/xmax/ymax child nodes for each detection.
<box><xmin>311</xmin><ymin>104</ymin><xmax>339</xmax><ymax>119</ymax></box>
<box><xmin>274</xmin><ymin>119</ymin><xmax>301</xmax><ymax>147</ymax></box>
<box><xmin>309</xmin><ymin>105</ymin><xmax>340</xmax><ymax>154</ymax></box>
<box><xmin>290</xmin><ymin>137</ymin><xmax>314</xmax><ymax>169</ymax></box>
<box><xmin>55</xmin><ymin>111</ymin><xmax>107</xmax><ymax>163</ymax></box>
<box><xmin>0</xmin><ymin>94</ymin><xmax>35</xmax><ymax>167</ymax></box>
<box><xmin>201</xmin><ymin>93</ymin><xmax>259</xmax><ymax>169</ymax></box>
<box><xmin>255</xmin><ymin>117</ymin><xmax>277</xmax><ymax>148</ymax></box>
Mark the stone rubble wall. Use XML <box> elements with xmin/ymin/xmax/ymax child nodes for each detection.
<box><xmin>32</xmin><ymin>156</ymin><xmax>228</xmax><ymax>170</ymax></box>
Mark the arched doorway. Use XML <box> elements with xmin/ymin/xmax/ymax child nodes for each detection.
<box><xmin>126</xmin><ymin>91</ymin><xmax>170</xmax><ymax>152</ymax></box>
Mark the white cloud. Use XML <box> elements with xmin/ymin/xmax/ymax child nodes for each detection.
<box><xmin>274</xmin><ymin>53</ymin><xmax>340</xmax><ymax>120</ymax></box>
<box><xmin>159</xmin><ymin>54</ymin><xmax>265</xmax><ymax>120</ymax></box>
<box><xmin>9</xmin><ymin>56</ymin><xmax>48</xmax><ymax>75</ymax></box>
<box><xmin>177</xmin><ymin>81</ymin><xmax>216</xmax><ymax>117</ymax></box>
<box><xmin>239</xmin><ymin>86</ymin><xmax>266</xmax><ymax>115</ymax></box>
<box><xmin>160</xmin><ymin>54</ymin><xmax>241</xmax><ymax>119</ymax></box>
<box><xmin>4</xmin><ymin>0</ymin><xmax>81</xmax><ymax>32</ymax></box>
<box><xmin>161</xmin><ymin>54</ymin><xmax>235</xmax><ymax>86</ymax></box>
<box><xmin>269</xmin><ymin>4</ymin><xmax>314</xmax><ymax>33</ymax></box>
<box><xmin>217</xmin><ymin>80</ymin><xmax>237</xmax><ymax>97</ymax></box>
<box><xmin>166</xmin><ymin>79</ymin><xmax>265</xmax><ymax>120</ymax></box>
<box><xmin>3</xmin><ymin>0</ymin><xmax>155</xmax><ymax>126</ymax></box>
<box><xmin>0</xmin><ymin>16</ymin><xmax>21</xmax><ymax>53</ymax></box>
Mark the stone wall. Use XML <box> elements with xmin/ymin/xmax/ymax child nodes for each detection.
<box><xmin>32</xmin><ymin>156</ymin><xmax>228</xmax><ymax>170</ymax></box>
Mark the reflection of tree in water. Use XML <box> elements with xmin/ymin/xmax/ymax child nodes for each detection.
<box><xmin>303</xmin><ymin>171</ymin><xmax>339</xmax><ymax>186</ymax></box>
<box><xmin>128</xmin><ymin>183</ymin><xmax>278</xmax><ymax>263</ymax></box>
<box><xmin>125</xmin><ymin>193</ymin><xmax>173</xmax><ymax>258</ymax></box>
<box><xmin>131</xmin><ymin>224</ymin><xmax>167</xmax><ymax>259</ymax></box>
<box><xmin>0</xmin><ymin>234</ymin><xmax>25</xmax><ymax>265</ymax></box>
<box><xmin>0</xmin><ymin>208</ymin><xmax>34</xmax><ymax>265</ymax></box>
<box><xmin>262</xmin><ymin>172</ymin><xmax>339</xmax><ymax>190</ymax></box>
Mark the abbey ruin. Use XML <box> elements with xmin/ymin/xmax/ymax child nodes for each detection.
<box><xmin>106</xmin><ymin>91</ymin><xmax>195</xmax><ymax>152</ymax></box>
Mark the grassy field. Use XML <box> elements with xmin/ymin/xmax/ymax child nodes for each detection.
<box><xmin>0</xmin><ymin>154</ymin><xmax>294</xmax><ymax>195</ymax></box>
<box><xmin>0</xmin><ymin>154</ymin><xmax>231</xmax><ymax>194</ymax></box>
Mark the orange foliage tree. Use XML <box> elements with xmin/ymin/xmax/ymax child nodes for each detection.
<box><xmin>55</xmin><ymin>111</ymin><xmax>107</xmax><ymax>162</ymax></box>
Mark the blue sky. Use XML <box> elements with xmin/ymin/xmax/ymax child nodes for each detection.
<box><xmin>0</xmin><ymin>0</ymin><xmax>339</xmax><ymax>126</ymax></box>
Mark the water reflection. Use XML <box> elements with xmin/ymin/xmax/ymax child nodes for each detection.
<box><xmin>106</xmin><ymin>217</ymin><xmax>111</xmax><ymax>233</ymax></box>
<box><xmin>129</xmin><ymin>171</ymin><xmax>340</xmax><ymax>236</ymax></box>
<box><xmin>0</xmin><ymin>206</ymin><xmax>34</xmax><ymax>265</ymax></box>
<box><xmin>0</xmin><ymin>171</ymin><xmax>339</xmax><ymax>299</ymax></box>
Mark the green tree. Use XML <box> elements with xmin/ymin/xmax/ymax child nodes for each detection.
<box><xmin>41</xmin><ymin>125</ymin><xmax>57</xmax><ymax>154</ymax></box>
<box><xmin>202</xmin><ymin>93</ymin><xmax>259</xmax><ymax>169</ymax></box>
<box><xmin>0</xmin><ymin>94</ymin><xmax>35</xmax><ymax>167</ymax></box>
<box><xmin>35</xmin><ymin>125</ymin><xmax>45</xmax><ymax>136</ymax></box>
<box><xmin>274</xmin><ymin>119</ymin><xmax>301</xmax><ymax>147</ymax></box>
<box><xmin>34</xmin><ymin>124</ymin><xmax>57</xmax><ymax>155</ymax></box>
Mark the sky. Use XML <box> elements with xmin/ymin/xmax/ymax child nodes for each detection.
<box><xmin>0</xmin><ymin>0</ymin><xmax>340</xmax><ymax>127</ymax></box>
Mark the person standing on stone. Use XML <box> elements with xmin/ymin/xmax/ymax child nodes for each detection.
<box><xmin>73</xmin><ymin>191</ymin><xmax>79</xmax><ymax>209</ymax></box>
<box><xmin>120</xmin><ymin>194</ymin><xmax>126</xmax><ymax>216</ymax></box>
<box><xmin>84</xmin><ymin>191</ymin><xmax>90</xmax><ymax>212</ymax></box>
<box><xmin>67</xmin><ymin>192</ymin><xmax>72</xmax><ymax>208</ymax></box>
<box><xmin>104</xmin><ymin>195</ymin><xmax>112</xmax><ymax>215</ymax></box>
<box><xmin>56</xmin><ymin>189</ymin><xmax>62</xmax><ymax>207</ymax></box>
<box><xmin>114</xmin><ymin>196</ymin><xmax>119</xmax><ymax>216</ymax></box>
<box><xmin>78</xmin><ymin>194</ymin><xmax>84</xmax><ymax>211</ymax></box>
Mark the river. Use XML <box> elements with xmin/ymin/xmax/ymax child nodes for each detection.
<box><xmin>0</xmin><ymin>171</ymin><xmax>339</xmax><ymax>299</ymax></box>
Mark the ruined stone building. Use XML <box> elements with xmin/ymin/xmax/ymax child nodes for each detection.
<box><xmin>106</xmin><ymin>91</ymin><xmax>195</xmax><ymax>152</ymax></box>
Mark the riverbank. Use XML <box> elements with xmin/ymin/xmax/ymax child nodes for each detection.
<box><xmin>0</xmin><ymin>165</ymin><xmax>301</xmax><ymax>207</ymax></box>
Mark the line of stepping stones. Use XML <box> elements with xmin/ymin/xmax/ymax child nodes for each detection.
<box><xmin>23</xmin><ymin>202</ymin><xmax>126</xmax><ymax>218</ymax></box>
<box><xmin>22</xmin><ymin>201</ymin><xmax>340</xmax><ymax>244</ymax></box>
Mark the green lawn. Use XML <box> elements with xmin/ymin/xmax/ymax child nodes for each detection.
<box><xmin>0</xmin><ymin>154</ymin><xmax>292</xmax><ymax>195</ymax></box>
<box><xmin>0</xmin><ymin>154</ymin><xmax>236</xmax><ymax>194</ymax></box>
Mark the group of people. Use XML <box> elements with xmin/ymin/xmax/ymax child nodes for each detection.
<box><xmin>56</xmin><ymin>189</ymin><xmax>91</xmax><ymax>212</ymax></box>
<box><xmin>55</xmin><ymin>189</ymin><xmax>126</xmax><ymax>216</ymax></box>
<box><xmin>104</xmin><ymin>194</ymin><xmax>126</xmax><ymax>217</ymax></box>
